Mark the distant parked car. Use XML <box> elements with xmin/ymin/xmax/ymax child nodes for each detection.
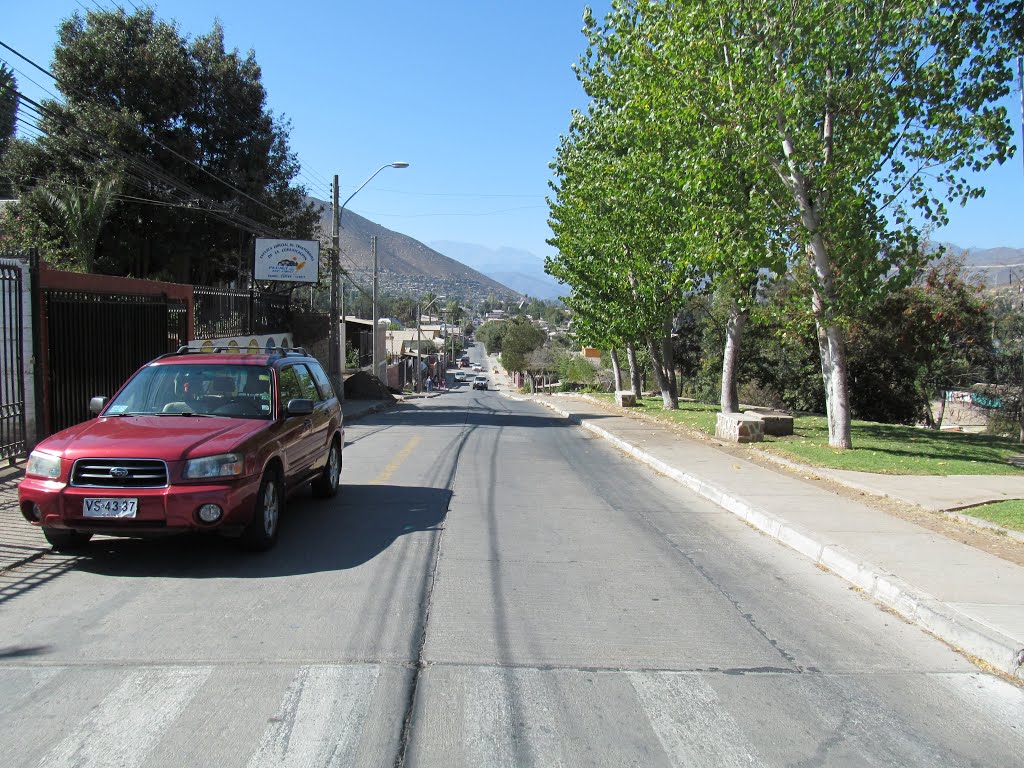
<box><xmin>473</xmin><ymin>376</ymin><xmax>488</xmax><ymax>390</ymax></box>
<box><xmin>18</xmin><ymin>347</ymin><xmax>344</xmax><ymax>553</ymax></box>
<box><xmin>454</xmin><ymin>371</ymin><xmax>469</xmax><ymax>382</ymax></box>
<box><xmin>472</xmin><ymin>364</ymin><xmax>483</xmax><ymax>372</ymax></box>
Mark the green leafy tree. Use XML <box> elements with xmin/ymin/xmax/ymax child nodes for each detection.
<box><xmin>498</xmin><ymin>317</ymin><xmax>547</xmax><ymax>373</ymax></box>
<box><xmin>561</xmin><ymin>0</ymin><xmax>1019</xmax><ymax>447</ymax></box>
<box><xmin>548</xmin><ymin>99</ymin><xmax>693</xmax><ymax>409</ymax></box>
<box><xmin>552</xmin><ymin>5</ymin><xmax>795</xmax><ymax>413</ymax></box>
<box><xmin>443</xmin><ymin>299</ymin><xmax>463</xmax><ymax>324</ymax></box>
<box><xmin>990</xmin><ymin>291</ymin><xmax>1024</xmax><ymax>439</ymax></box>
<box><xmin>0</xmin><ymin>64</ymin><xmax>18</xmax><ymax>198</ymax></box>
<box><xmin>557</xmin><ymin>348</ymin><xmax>599</xmax><ymax>389</ymax></box>
<box><xmin>390</xmin><ymin>295</ymin><xmax>418</xmax><ymax>327</ymax></box>
<box><xmin>1</xmin><ymin>8</ymin><xmax>317</xmax><ymax>281</ymax></box>
<box><xmin>36</xmin><ymin>175</ymin><xmax>121</xmax><ymax>271</ymax></box>
<box><xmin>475</xmin><ymin>320</ymin><xmax>506</xmax><ymax>355</ymax></box>
<box><xmin>872</xmin><ymin>258</ymin><xmax>992</xmax><ymax>427</ymax></box>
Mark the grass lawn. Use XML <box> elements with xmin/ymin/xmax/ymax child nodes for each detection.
<box><xmin>590</xmin><ymin>394</ymin><xmax>1024</xmax><ymax>476</ymax></box>
<box><xmin>963</xmin><ymin>500</ymin><xmax>1024</xmax><ymax>532</ymax></box>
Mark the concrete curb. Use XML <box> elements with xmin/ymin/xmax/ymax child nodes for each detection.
<box><xmin>343</xmin><ymin>400</ymin><xmax>399</xmax><ymax>421</ymax></box>
<box><xmin>535</xmin><ymin>398</ymin><xmax>1024</xmax><ymax>679</ymax></box>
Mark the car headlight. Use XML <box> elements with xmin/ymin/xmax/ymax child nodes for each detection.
<box><xmin>184</xmin><ymin>453</ymin><xmax>244</xmax><ymax>480</ymax></box>
<box><xmin>26</xmin><ymin>451</ymin><xmax>62</xmax><ymax>479</ymax></box>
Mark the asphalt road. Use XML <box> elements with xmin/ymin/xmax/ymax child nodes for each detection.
<box><xmin>1</xmin><ymin>360</ymin><xmax>1022</xmax><ymax>766</ymax></box>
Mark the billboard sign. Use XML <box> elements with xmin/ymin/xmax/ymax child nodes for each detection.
<box><xmin>254</xmin><ymin>239</ymin><xmax>320</xmax><ymax>283</ymax></box>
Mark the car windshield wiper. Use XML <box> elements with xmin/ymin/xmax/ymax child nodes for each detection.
<box><xmin>154</xmin><ymin>410</ymin><xmax>215</xmax><ymax>417</ymax></box>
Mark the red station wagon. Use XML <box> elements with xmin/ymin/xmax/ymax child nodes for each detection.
<box><xmin>18</xmin><ymin>347</ymin><xmax>344</xmax><ymax>552</ymax></box>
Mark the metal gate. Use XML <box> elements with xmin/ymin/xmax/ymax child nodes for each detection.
<box><xmin>0</xmin><ymin>259</ymin><xmax>27</xmax><ymax>461</ymax></box>
<box><xmin>45</xmin><ymin>290</ymin><xmax>188</xmax><ymax>434</ymax></box>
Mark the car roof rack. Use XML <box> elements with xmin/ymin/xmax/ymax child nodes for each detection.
<box><xmin>160</xmin><ymin>345</ymin><xmax>309</xmax><ymax>359</ymax></box>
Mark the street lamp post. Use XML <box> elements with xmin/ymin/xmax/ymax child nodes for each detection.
<box><xmin>328</xmin><ymin>162</ymin><xmax>409</xmax><ymax>393</ymax></box>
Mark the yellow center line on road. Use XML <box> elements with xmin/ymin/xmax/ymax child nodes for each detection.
<box><xmin>370</xmin><ymin>434</ymin><xmax>422</xmax><ymax>485</ymax></box>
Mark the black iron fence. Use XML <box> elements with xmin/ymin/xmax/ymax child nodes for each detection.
<box><xmin>0</xmin><ymin>258</ymin><xmax>26</xmax><ymax>461</ymax></box>
<box><xmin>193</xmin><ymin>286</ymin><xmax>290</xmax><ymax>340</ymax></box>
<box><xmin>354</xmin><ymin>328</ymin><xmax>372</xmax><ymax>368</ymax></box>
<box><xmin>45</xmin><ymin>290</ymin><xmax>188</xmax><ymax>434</ymax></box>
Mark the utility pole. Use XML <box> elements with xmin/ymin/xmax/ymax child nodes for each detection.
<box><xmin>416</xmin><ymin>299</ymin><xmax>422</xmax><ymax>394</ymax></box>
<box><xmin>371</xmin><ymin>235</ymin><xmax>379</xmax><ymax>381</ymax></box>
<box><xmin>340</xmin><ymin>278</ymin><xmax>346</xmax><ymax>401</ymax></box>
<box><xmin>329</xmin><ymin>175</ymin><xmax>341</xmax><ymax>395</ymax></box>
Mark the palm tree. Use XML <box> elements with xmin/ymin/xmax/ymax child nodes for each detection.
<box><xmin>445</xmin><ymin>299</ymin><xmax>464</xmax><ymax>324</ymax></box>
<box><xmin>37</xmin><ymin>177</ymin><xmax>120</xmax><ymax>272</ymax></box>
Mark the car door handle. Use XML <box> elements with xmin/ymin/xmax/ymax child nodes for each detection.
<box><xmin>303</xmin><ymin>419</ymin><xmax>312</xmax><ymax>432</ymax></box>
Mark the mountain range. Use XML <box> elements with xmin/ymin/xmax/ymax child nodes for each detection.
<box><xmin>314</xmin><ymin>197</ymin><xmax>1022</xmax><ymax>302</ymax></box>
<box><xmin>937</xmin><ymin>243</ymin><xmax>1024</xmax><ymax>287</ymax></box>
<box><xmin>312</xmin><ymin>199</ymin><xmax>519</xmax><ymax>302</ymax></box>
<box><xmin>428</xmin><ymin>241</ymin><xmax>565</xmax><ymax>300</ymax></box>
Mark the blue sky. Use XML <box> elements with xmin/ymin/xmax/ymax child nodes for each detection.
<box><xmin>4</xmin><ymin>0</ymin><xmax>1023</xmax><ymax>261</ymax></box>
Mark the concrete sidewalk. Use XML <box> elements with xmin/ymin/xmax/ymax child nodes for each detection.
<box><xmin>522</xmin><ymin>392</ymin><xmax>1024</xmax><ymax>678</ymax></box>
<box><xmin>0</xmin><ymin>398</ymin><xmax>396</xmax><ymax>573</ymax></box>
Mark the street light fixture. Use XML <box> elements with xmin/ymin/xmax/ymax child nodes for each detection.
<box><xmin>329</xmin><ymin>162</ymin><xmax>409</xmax><ymax>392</ymax></box>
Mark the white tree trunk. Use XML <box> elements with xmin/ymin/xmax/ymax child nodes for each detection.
<box><xmin>775</xmin><ymin>111</ymin><xmax>852</xmax><ymax>449</ymax></box>
<box><xmin>662</xmin><ymin>326</ymin><xmax>679</xmax><ymax>406</ymax></box>
<box><xmin>805</xmin><ymin>239</ymin><xmax>853</xmax><ymax>448</ymax></box>
<box><xmin>932</xmin><ymin>393</ymin><xmax>946</xmax><ymax>430</ymax></box>
<box><xmin>627</xmin><ymin>343</ymin><xmax>643</xmax><ymax>399</ymax></box>
<box><xmin>720</xmin><ymin>299</ymin><xmax>747</xmax><ymax>413</ymax></box>
<box><xmin>610</xmin><ymin>347</ymin><xmax>623</xmax><ymax>392</ymax></box>
<box><xmin>811</xmin><ymin>283</ymin><xmax>835</xmax><ymax>432</ymax></box>
<box><xmin>647</xmin><ymin>337</ymin><xmax>677</xmax><ymax>410</ymax></box>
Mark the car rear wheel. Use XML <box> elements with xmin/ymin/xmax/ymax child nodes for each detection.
<box><xmin>241</xmin><ymin>470</ymin><xmax>282</xmax><ymax>551</ymax></box>
<box><xmin>42</xmin><ymin>528</ymin><xmax>93</xmax><ymax>551</ymax></box>
<box><xmin>312</xmin><ymin>439</ymin><xmax>341</xmax><ymax>499</ymax></box>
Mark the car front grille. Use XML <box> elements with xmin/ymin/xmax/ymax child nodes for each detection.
<box><xmin>71</xmin><ymin>459</ymin><xmax>169</xmax><ymax>488</ymax></box>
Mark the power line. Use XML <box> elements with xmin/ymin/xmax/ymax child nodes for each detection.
<box><xmin>3</xmin><ymin>81</ymin><xmax>281</xmax><ymax>236</ymax></box>
<box><xmin>0</xmin><ymin>59</ymin><xmax>64</xmax><ymax>106</ymax></box>
<box><xmin>361</xmin><ymin>205</ymin><xmax>548</xmax><ymax>218</ymax></box>
<box><xmin>369</xmin><ymin>187</ymin><xmax>543</xmax><ymax>199</ymax></box>
<box><xmin>58</xmin><ymin>6</ymin><xmax>335</xmax><ymax>196</ymax></box>
<box><xmin>0</xmin><ymin>39</ymin><xmax>293</xmax><ymax>223</ymax></box>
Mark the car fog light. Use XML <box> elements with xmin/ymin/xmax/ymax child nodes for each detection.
<box><xmin>197</xmin><ymin>504</ymin><xmax>223</xmax><ymax>524</ymax></box>
<box><xmin>22</xmin><ymin>502</ymin><xmax>42</xmax><ymax>522</ymax></box>
<box><xmin>32</xmin><ymin>504</ymin><xmax>42</xmax><ymax>522</ymax></box>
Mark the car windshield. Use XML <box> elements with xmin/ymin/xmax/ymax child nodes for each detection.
<box><xmin>104</xmin><ymin>363</ymin><xmax>274</xmax><ymax>419</ymax></box>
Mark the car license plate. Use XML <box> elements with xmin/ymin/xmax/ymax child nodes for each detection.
<box><xmin>83</xmin><ymin>498</ymin><xmax>138</xmax><ymax>518</ymax></box>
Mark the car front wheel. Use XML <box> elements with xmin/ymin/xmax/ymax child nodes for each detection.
<box><xmin>312</xmin><ymin>439</ymin><xmax>341</xmax><ymax>499</ymax></box>
<box><xmin>241</xmin><ymin>470</ymin><xmax>282</xmax><ymax>551</ymax></box>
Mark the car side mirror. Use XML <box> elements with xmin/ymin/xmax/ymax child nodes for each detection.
<box><xmin>286</xmin><ymin>398</ymin><xmax>315</xmax><ymax>416</ymax></box>
<box><xmin>89</xmin><ymin>396</ymin><xmax>108</xmax><ymax>415</ymax></box>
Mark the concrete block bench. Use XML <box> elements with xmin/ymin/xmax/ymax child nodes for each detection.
<box><xmin>716</xmin><ymin>412</ymin><xmax>765</xmax><ymax>443</ymax></box>
<box><xmin>743</xmin><ymin>409</ymin><xmax>794</xmax><ymax>437</ymax></box>
<box><xmin>615</xmin><ymin>391</ymin><xmax>637</xmax><ymax>407</ymax></box>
